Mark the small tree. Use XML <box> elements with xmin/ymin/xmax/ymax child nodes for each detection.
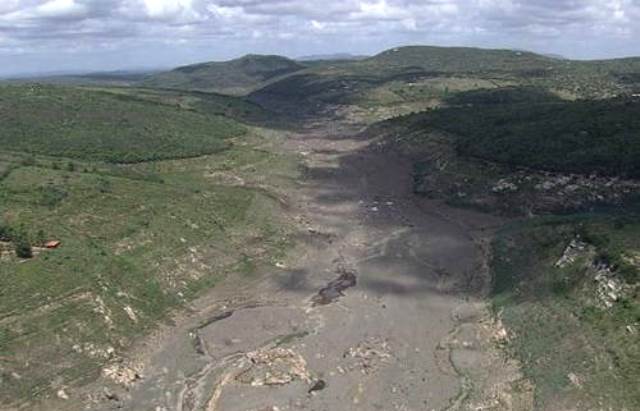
<box><xmin>13</xmin><ymin>231</ymin><xmax>33</xmax><ymax>259</ymax></box>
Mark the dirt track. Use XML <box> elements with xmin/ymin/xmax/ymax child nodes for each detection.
<box><xmin>85</xmin><ymin>125</ymin><xmax>530</xmax><ymax>411</ymax></box>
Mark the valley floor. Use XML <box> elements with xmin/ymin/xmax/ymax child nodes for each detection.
<box><xmin>41</xmin><ymin>123</ymin><xmax>533</xmax><ymax>411</ymax></box>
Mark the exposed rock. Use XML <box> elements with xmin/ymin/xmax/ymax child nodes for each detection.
<box><xmin>123</xmin><ymin>305</ymin><xmax>138</xmax><ymax>323</ymax></box>
<box><xmin>236</xmin><ymin>347</ymin><xmax>311</xmax><ymax>386</ymax></box>
<box><xmin>93</xmin><ymin>295</ymin><xmax>114</xmax><ymax>329</ymax></box>
<box><xmin>492</xmin><ymin>179</ymin><xmax>518</xmax><ymax>193</ymax></box>
<box><xmin>594</xmin><ymin>264</ymin><xmax>625</xmax><ymax>309</ymax></box>
<box><xmin>342</xmin><ymin>337</ymin><xmax>392</xmax><ymax>375</ymax></box>
<box><xmin>568</xmin><ymin>372</ymin><xmax>583</xmax><ymax>388</ymax></box>
<box><xmin>555</xmin><ymin>239</ymin><xmax>588</xmax><ymax>268</ymax></box>
<box><xmin>72</xmin><ymin>343</ymin><xmax>115</xmax><ymax>360</ymax></box>
<box><xmin>102</xmin><ymin>361</ymin><xmax>143</xmax><ymax>388</ymax></box>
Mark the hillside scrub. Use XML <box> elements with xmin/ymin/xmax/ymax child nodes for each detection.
<box><xmin>142</xmin><ymin>55</ymin><xmax>305</xmax><ymax>95</ymax></box>
<box><xmin>389</xmin><ymin>93</ymin><xmax>640</xmax><ymax>178</ymax></box>
<box><xmin>0</xmin><ymin>85</ymin><xmax>245</xmax><ymax>163</ymax></box>
<box><xmin>491</xmin><ymin>216</ymin><xmax>640</xmax><ymax>408</ymax></box>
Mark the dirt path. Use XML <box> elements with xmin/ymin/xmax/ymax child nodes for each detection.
<box><xmin>85</xmin><ymin>126</ymin><xmax>530</xmax><ymax>411</ymax></box>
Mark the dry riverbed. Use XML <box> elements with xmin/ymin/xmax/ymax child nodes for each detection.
<box><xmin>39</xmin><ymin>126</ymin><xmax>533</xmax><ymax>411</ymax></box>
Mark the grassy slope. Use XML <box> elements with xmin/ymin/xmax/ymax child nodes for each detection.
<box><xmin>0</xmin><ymin>84</ymin><xmax>299</xmax><ymax>406</ymax></box>
<box><xmin>142</xmin><ymin>55</ymin><xmax>306</xmax><ymax>95</ymax></box>
<box><xmin>84</xmin><ymin>86</ymin><xmax>280</xmax><ymax>126</ymax></box>
<box><xmin>491</xmin><ymin>215</ymin><xmax>640</xmax><ymax>409</ymax></box>
<box><xmin>0</xmin><ymin>85</ymin><xmax>247</xmax><ymax>163</ymax></box>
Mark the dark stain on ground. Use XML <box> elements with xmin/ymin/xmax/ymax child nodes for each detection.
<box><xmin>196</xmin><ymin>311</ymin><xmax>234</xmax><ymax>330</ymax></box>
<box><xmin>308</xmin><ymin>379</ymin><xmax>327</xmax><ymax>394</ymax></box>
<box><xmin>312</xmin><ymin>267</ymin><xmax>357</xmax><ymax>306</ymax></box>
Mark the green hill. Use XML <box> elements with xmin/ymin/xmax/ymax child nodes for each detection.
<box><xmin>249</xmin><ymin>46</ymin><xmax>640</xmax><ymax>117</ymax></box>
<box><xmin>84</xmin><ymin>86</ymin><xmax>279</xmax><ymax>125</ymax></box>
<box><xmin>382</xmin><ymin>91</ymin><xmax>640</xmax><ymax>178</ymax></box>
<box><xmin>0</xmin><ymin>84</ymin><xmax>246</xmax><ymax>163</ymax></box>
<box><xmin>142</xmin><ymin>54</ymin><xmax>306</xmax><ymax>95</ymax></box>
<box><xmin>361</xmin><ymin>45</ymin><xmax>560</xmax><ymax>74</ymax></box>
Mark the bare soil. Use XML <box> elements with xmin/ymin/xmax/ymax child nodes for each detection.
<box><xmin>37</xmin><ymin>124</ymin><xmax>533</xmax><ymax>411</ymax></box>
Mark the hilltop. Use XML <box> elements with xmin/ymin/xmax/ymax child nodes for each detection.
<box><xmin>141</xmin><ymin>54</ymin><xmax>306</xmax><ymax>95</ymax></box>
<box><xmin>297</xmin><ymin>53</ymin><xmax>368</xmax><ymax>61</ymax></box>
<box><xmin>361</xmin><ymin>45</ymin><xmax>560</xmax><ymax>73</ymax></box>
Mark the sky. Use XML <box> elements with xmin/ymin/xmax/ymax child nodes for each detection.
<box><xmin>1</xmin><ymin>0</ymin><xmax>639</xmax><ymax>77</ymax></box>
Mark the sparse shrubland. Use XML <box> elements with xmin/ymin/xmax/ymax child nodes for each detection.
<box><xmin>0</xmin><ymin>84</ymin><xmax>298</xmax><ymax>406</ymax></box>
<box><xmin>491</xmin><ymin>215</ymin><xmax>640</xmax><ymax>408</ymax></box>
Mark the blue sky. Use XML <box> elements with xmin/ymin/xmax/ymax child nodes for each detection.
<box><xmin>1</xmin><ymin>0</ymin><xmax>639</xmax><ymax>76</ymax></box>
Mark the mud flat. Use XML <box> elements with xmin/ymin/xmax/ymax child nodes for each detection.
<box><xmin>59</xmin><ymin>124</ymin><xmax>532</xmax><ymax>411</ymax></box>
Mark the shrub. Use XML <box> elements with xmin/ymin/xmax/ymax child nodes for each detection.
<box><xmin>12</xmin><ymin>230</ymin><xmax>32</xmax><ymax>259</ymax></box>
<box><xmin>0</xmin><ymin>222</ymin><xmax>11</xmax><ymax>241</ymax></box>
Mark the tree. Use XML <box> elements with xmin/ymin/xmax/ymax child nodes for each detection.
<box><xmin>13</xmin><ymin>231</ymin><xmax>33</xmax><ymax>259</ymax></box>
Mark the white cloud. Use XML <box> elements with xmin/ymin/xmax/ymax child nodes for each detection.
<box><xmin>0</xmin><ymin>0</ymin><xmax>639</xmax><ymax>76</ymax></box>
<box><xmin>142</xmin><ymin>0</ymin><xmax>200</xmax><ymax>20</ymax></box>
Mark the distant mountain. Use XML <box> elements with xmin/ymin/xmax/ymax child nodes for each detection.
<box><xmin>142</xmin><ymin>55</ymin><xmax>306</xmax><ymax>95</ymax></box>
<box><xmin>297</xmin><ymin>53</ymin><xmax>368</xmax><ymax>61</ymax></box>
<box><xmin>361</xmin><ymin>45</ymin><xmax>560</xmax><ymax>73</ymax></box>
<box><xmin>249</xmin><ymin>45</ymin><xmax>640</xmax><ymax>116</ymax></box>
<box><xmin>1</xmin><ymin>69</ymin><xmax>160</xmax><ymax>86</ymax></box>
<box><xmin>543</xmin><ymin>53</ymin><xmax>567</xmax><ymax>60</ymax></box>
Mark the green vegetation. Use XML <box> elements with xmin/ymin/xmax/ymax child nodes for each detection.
<box><xmin>380</xmin><ymin>90</ymin><xmax>640</xmax><ymax>177</ymax></box>
<box><xmin>86</xmin><ymin>86</ymin><xmax>278</xmax><ymax>125</ymax></box>
<box><xmin>361</xmin><ymin>46</ymin><xmax>559</xmax><ymax>74</ymax></box>
<box><xmin>142</xmin><ymin>54</ymin><xmax>305</xmax><ymax>95</ymax></box>
<box><xmin>444</xmin><ymin>85</ymin><xmax>559</xmax><ymax>105</ymax></box>
<box><xmin>491</xmin><ymin>215</ymin><xmax>640</xmax><ymax>409</ymax></box>
<box><xmin>0</xmin><ymin>138</ymin><xmax>298</xmax><ymax>405</ymax></box>
<box><xmin>0</xmin><ymin>84</ymin><xmax>246</xmax><ymax>163</ymax></box>
<box><xmin>0</xmin><ymin>83</ymin><xmax>299</xmax><ymax>406</ymax></box>
<box><xmin>5</xmin><ymin>70</ymin><xmax>154</xmax><ymax>87</ymax></box>
<box><xmin>248</xmin><ymin>46</ymin><xmax>640</xmax><ymax>119</ymax></box>
<box><xmin>0</xmin><ymin>220</ymin><xmax>33</xmax><ymax>258</ymax></box>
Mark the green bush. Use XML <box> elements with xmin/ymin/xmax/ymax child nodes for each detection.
<box><xmin>12</xmin><ymin>230</ymin><xmax>32</xmax><ymax>259</ymax></box>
